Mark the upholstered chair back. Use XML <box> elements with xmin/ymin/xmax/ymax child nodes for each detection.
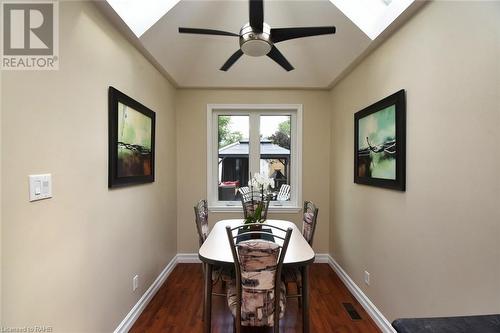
<box><xmin>194</xmin><ymin>199</ymin><xmax>209</xmax><ymax>247</ymax></box>
<box><xmin>302</xmin><ymin>201</ymin><xmax>319</xmax><ymax>246</ymax></box>
<box><xmin>240</xmin><ymin>194</ymin><xmax>271</xmax><ymax>220</ymax></box>
<box><xmin>226</xmin><ymin>225</ymin><xmax>292</xmax><ymax>332</ymax></box>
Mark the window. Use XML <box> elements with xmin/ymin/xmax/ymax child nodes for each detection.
<box><xmin>328</xmin><ymin>0</ymin><xmax>415</xmax><ymax>40</ymax></box>
<box><xmin>207</xmin><ymin>104</ymin><xmax>302</xmax><ymax>212</ymax></box>
<box><xmin>106</xmin><ymin>0</ymin><xmax>181</xmax><ymax>37</ymax></box>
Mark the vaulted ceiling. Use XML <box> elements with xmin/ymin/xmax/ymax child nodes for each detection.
<box><xmin>99</xmin><ymin>0</ymin><xmax>422</xmax><ymax>89</ymax></box>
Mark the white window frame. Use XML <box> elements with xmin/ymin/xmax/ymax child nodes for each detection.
<box><xmin>207</xmin><ymin>104</ymin><xmax>302</xmax><ymax>213</ymax></box>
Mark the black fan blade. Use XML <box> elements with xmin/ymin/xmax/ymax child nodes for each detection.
<box><xmin>220</xmin><ymin>49</ymin><xmax>244</xmax><ymax>71</ymax></box>
<box><xmin>179</xmin><ymin>27</ymin><xmax>239</xmax><ymax>37</ymax></box>
<box><xmin>267</xmin><ymin>46</ymin><xmax>294</xmax><ymax>71</ymax></box>
<box><xmin>271</xmin><ymin>26</ymin><xmax>336</xmax><ymax>43</ymax></box>
<box><xmin>249</xmin><ymin>0</ymin><xmax>264</xmax><ymax>31</ymax></box>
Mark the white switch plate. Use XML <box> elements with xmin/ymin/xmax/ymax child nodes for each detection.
<box><xmin>29</xmin><ymin>174</ymin><xmax>52</xmax><ymax>202</ymax></box>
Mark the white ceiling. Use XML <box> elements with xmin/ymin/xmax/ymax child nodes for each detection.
<box><xmin>100</xmin><ymin>0</ymin><xmax>421</xmax><ymax>89</ymax></box>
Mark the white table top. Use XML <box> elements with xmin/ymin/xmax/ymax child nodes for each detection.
<box><xmin>199</xmin><ymin>219</ymin><xmax>315</xmax><ymax>267</ymax></box>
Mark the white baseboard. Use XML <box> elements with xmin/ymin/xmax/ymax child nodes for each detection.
<box><xmin>113</xmin><ymin>255</ymin><xmax>178</xmax><ymax>333</ymax></box>
<box><xmin>326</xmin><ymin>255</ymin><xmax>395</xmax><ymax>333</ymax></box>
<box><xmin>176</xmin><ymin>253</ymin><xmax>202</xmax><ymax>263</ymax></box>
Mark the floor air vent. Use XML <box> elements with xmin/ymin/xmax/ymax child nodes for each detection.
<box><xmin>342</xmin><ymin>302</ymin><xmax>362</xmax><ymax>320</ymax></box>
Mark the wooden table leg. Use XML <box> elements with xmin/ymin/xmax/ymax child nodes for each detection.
<box><xmin>204</xmin><ymin>263</ymin><xmax>213</xmax><ymax>333</ymax></box>
<box><xmin>301</xmin><ymin>265</ymin><xmax>310</xmax><ymax>333</ymax></box>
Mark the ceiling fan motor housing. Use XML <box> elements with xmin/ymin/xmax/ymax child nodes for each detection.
<box><xmin>239</xmin><ymin>23</ymin><xmax>272</xmax><ymax>57</ymax></box>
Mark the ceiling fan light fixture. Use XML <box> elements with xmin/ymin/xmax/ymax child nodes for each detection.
<box><xmin>239</xmin><ymin>23</ymin><xmax>272</xmax><ymax>57</ymax></box>
<box><xmin>241</xmin><ymin>39</ymin><xmax>272</xmax><ymax>57</ymax></box>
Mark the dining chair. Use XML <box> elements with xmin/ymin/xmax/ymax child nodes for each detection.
<box><xmin>301</xmin><ymin>201</ymin><xmax>319</xmax><ymax>246</ymax></box>
<box><xmin>194</xmin><ymin>200</ymin><xmax>232</xmax><ymax>308</ymax></box>
<box><xmin>194</xmin><ymin>199</ymin><xmax>210</xmax><ymax>247</ymax></box>
<box><xmin>240</xmin><ymin>193</ymin><xmax>271</xmax><ymax>220</ymax></box>
<box><xmin>276</xmin><ymin>184</ymin><xmax>291</xmax><ymax>201</ymax></box>
<box><xmin>283</xmin><ymin>201</ymin><xmax>319</xmax><ymax>305</ymax></box>
<box><xmin>225</xmin><ymin>224</ymin><xmax>293</xmax><ymax>333</ymax></box>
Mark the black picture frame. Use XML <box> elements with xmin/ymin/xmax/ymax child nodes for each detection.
<box><xmin>354</xmin><ymin>90</ymin><xmax>406</xmax><ymax>191</ymax></box>
<box><xmin>108</xmin><ymin>87</ymin><xmax>156</xmax><ymax>188</ymax></box>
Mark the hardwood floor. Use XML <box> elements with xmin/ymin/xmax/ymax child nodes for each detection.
<box><xmin>131</xmin><ymin>263</ymin><xmax>381</xmax><ymax>333</ymax></box>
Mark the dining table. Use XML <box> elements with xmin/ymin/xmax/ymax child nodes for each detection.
<box><xmin>198</xmin><ymin>219</ymin><xmax>316</xmax><ymax>333</ymax></box>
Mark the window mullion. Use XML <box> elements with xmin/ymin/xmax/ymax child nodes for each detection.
<box><xmin>248</xmin><ymin>113</ymin><xmax>260</xmax><ymax>180</ymax></box>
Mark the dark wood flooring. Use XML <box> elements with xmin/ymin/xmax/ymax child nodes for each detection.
<box><xmin>131</xmin><ymin>263</ymin><xmax>381</xmax><ymax>333</ymax></box>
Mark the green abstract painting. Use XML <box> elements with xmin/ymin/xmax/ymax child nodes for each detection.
<box><xmin>357</xmin><ymin>105</ymin><xmax>396</xmax><ymax>180</ymax></box>
<box><xmin>117</xmin><ymin>102</ymin><xmax>152</xmax><ymax>177</ymax></box>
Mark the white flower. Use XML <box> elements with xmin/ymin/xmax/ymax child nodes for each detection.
<box><xmin>248</xmin><ymin>173</ymin><xmax>275</xmax><ymax>192</ymax></box>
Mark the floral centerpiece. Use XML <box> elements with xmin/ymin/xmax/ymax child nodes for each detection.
<box><xmin>244</xmin><ymin>173</ymin><xmax>275</xmax><ymax>228</ymax></box>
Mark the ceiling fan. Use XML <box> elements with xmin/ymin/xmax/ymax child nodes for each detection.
<box><xmin>178</xmin><ymin>0</ymin><xmax>336</xmax><ymax>72</ymax></box>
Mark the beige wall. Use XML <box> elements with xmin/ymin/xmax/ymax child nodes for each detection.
<box><xmin>176</xmin><ymin>89</ymin><xmax>331</xmax><ymax>254</ymax></box>
<box><xmin>1</xmin><ymin>2</ymin><xmax>177</xmax><ymax>332</ymax></box>
<box><xmin>329</xmin><ymin>1</ymin><xmax>500</xmax><ymax>322</ymax></box>
<box><xmin>0</xmin><ymin>56</ymin><xmax>2</xmax><ymax>325</ymax></box>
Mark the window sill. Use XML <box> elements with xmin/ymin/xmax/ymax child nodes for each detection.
<box><xmin>209</xmin><ymin>205</ymin><xmax>302</xmax><ymax>214</ymax></box>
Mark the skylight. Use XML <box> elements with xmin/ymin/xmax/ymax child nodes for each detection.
<box><xmin>329</xmin><ymin>0</ymin><xmax>415</xmax><ymax>40</ymax></box>
<box><xmin>106</xmin><ymin>0</ymin><xmax>181</xmax><ymax>37</ymax></box>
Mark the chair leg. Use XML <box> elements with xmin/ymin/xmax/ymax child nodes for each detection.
<box><xmin>274</xmin><ymin>290</ymin><xmax>280</xmax><ymax>333</ymax></box>
<box><xmin>298</xmin><ymin>284</ymin><xmax>302</xmax><ymax>308</ymax></box>
<box><xmin>298</xmin><ymin>270</ymin><xmax>303</xmax><ymax>308</ymax></box>
<box><xmin>202</xmin><ymin>263</ymin><xmax>206</xmax><ymax>321</ymax></box>
<box><xmin>235</xmin><ymin>317</ymin><xmax>241</xmax><ymax>333</ymax></box>
<box><xmin>235</xmin><ymin>305</ymin><xmax>241</xmax><ymax>333</ymax></box>
<box><xmin>274</xmin><ymin>311</ymin><xmax>281</xmax><ymax>333</ymax></box>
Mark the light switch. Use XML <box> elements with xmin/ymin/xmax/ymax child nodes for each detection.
<box><xmin>34</xmin><ymin>181</ymin><xmax>41</xmax><ymax>195</ymax></box>
<box><xmin>29</xmin><ymin>174</ymin><xmax>52</xmax><ymax>202</ymax></box>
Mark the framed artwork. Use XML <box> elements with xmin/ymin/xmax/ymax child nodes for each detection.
<box><xmin>108</xmin><ymin>87</ymin><xmax>155</xmax><ymax>188</ymax></box>
<box><xmin>354</xmin><ymin>90</ymin><xmax>406</xmax><ymax>191</ymax></box>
